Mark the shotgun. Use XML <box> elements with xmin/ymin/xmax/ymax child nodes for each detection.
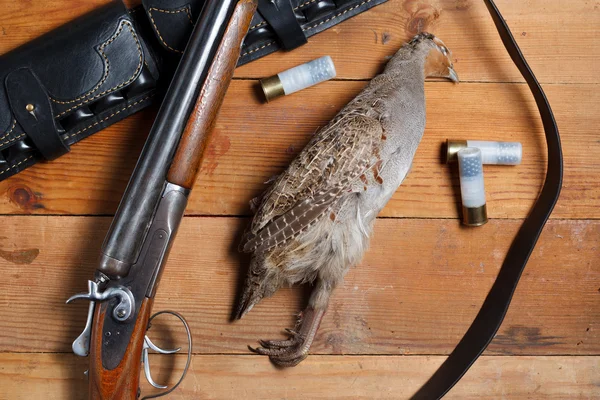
<box><xmin>66</xmin><ymin>0</ymin><xmax>258</xmax><ymax>398</ymax></box>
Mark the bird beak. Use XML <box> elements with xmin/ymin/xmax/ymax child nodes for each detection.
<box><xmin>448</xmin><ymin>67</ymin><xmax>459</xmax><ymax>83</ymax></box>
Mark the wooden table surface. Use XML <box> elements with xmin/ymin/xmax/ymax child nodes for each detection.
<box><xmin>0</xmin><ymin>0</ymin><xmax>598</xmax><ymax>399</ymax></box>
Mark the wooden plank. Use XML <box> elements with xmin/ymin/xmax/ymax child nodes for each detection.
<box><xmin>0</xmin><ymin>81</ymin><xmax>597</xmax><ymax>218</ymax></box>
<box><xmin>0</xmin><ymin>1</ymin><xmax>598</xmax><ymax>84</ymax></box>
<box><xmin>0</xmin><ymin>353</ymin><xmax>598</xmax><ymax>399</ymax></box>
<box><xmin>0</xmin><ymin>216</ymin><xmax>597</xmax><ymax>355</ymax></box>
<box><xmin>0</xmin><ymin>1</ymin><xmax>112</xmax><ymax>56</ymax></box>
<box><xmin>0</xmin><ymin>1</ymin><xmax>596</xmax><ymax>398</ymax></box>
<box><xmin>235</xmin><ymin>0</ymin><xmax>600</xmax><ymax>84</ymax></box>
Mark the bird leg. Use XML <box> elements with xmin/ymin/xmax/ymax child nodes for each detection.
<box><xmin>250</xmin><ymin>306</ymin><xmax>326</xmax><ymax>367</ymax></box>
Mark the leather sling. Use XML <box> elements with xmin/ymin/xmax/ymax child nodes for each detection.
<box><xmin>412</xmin><ymin>0</ymin><xmax>564</xmax><ymax>398</ymax></box>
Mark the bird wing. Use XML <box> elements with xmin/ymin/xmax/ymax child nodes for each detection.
<box><xmin>241</xmin><ymin>114</ymin><xmax>383</xmax><ymax>253</ymax></box>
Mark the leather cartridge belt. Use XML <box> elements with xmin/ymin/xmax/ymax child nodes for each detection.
<box><xmin>0</xmin><ymin>0</ymin><xmax>388</xmax><ymax>181</ymax></box>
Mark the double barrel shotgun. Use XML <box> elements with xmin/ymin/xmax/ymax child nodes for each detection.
<box><xmin>61</xmin><ymin>0</ymin><xmax>562</xmax><ymax>399</ymax></box>
<box><xmin>66</xmin><ymin>0</ymin><xmax>258</xmax><ymax>398</ymax></box>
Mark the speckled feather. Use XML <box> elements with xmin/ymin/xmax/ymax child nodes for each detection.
<box><xmin>240</xmin><ymin>33</ymin><xmax>452</xmax><ymax>258</ymax></box>
<box><xmin>236</xmin><ymin>34</ymin><xmax>458</xmax><ymax>356</ymax></box>
<box><xmin>242</xmin><ymin>114</ymin><xmax>382</xmax><ymax>253</ymax></box>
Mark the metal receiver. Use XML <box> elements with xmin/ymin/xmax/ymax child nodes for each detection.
<box><xmin>64</xmin><ymin>0</ymin><xmax>258</xmax><ymax>397</ymax></box>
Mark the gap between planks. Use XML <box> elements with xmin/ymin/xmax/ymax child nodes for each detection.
<box><xmin>1</xmin><ymin>0</ymin><xmax>599</xmax><ymax>84</ymax></box>
<box><xmin>0</xmin><ymin>353</ymin><xmax>597</xmax><ymax>399</ymax></box>
<box><xmin>0</xmin><ymin>217</ymin><xmax>597</xmax><ymax>355</ymax></box>
<box><xmin>0</xmin><ymin>82</ymin><xmax>597</xmax><ymax>218</ymax></box>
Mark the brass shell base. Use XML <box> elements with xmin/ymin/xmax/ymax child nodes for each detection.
<box><xmin>260</xmin><ymin>75</ymin><xmax>285</xmax><ymax>102</ymax></box>
<box><xmin>445</xmin><ymin>139</ymin><xmax>468</xmax><ymax>163</ymax></box>
<box><xmin>462</xmin><ymin>204</ymin><xmax>488</xmax><ymax>227</ymax></box>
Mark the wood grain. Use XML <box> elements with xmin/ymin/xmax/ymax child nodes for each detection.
<box><xmin>0</xmin><ymin>216</ymin><xmax>597</xmax><ymax>355</ymax></box>
<box><xmin>0</xmin><ymin>0</ymin><xmax>597</xmax><ymax>397</ymax></box>
<box><xmin>0</xmin><ymin>1</ymin><xmax>598</xmax><ymax>84</ymax></box>
<box><xmin>168</xmin><ymin>0</ymin><xmax>258</xmax><ymax>189</ymax></box>
<box><xmin>0</xmin><ymin>353</ymin><xmax>597</xmax><ymax>399</ymax></box>
<box><xmin>89</xmin><ymin>298</ymin><xmax>153</xmax><ymax>400</ymax></box>
<box><xmin>0</xmin><ymin>81</ymin><xmax>597</xmax><ymax>218</ymax></box>
<box><xmin>235</xmin><ymin>0</ymin><xmax>600</xmax><ymax>84</ymax></box>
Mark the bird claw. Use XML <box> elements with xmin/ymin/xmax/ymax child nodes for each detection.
<box><xmin>259</xmin><ymin>339</ymin><xmax>283</xmax><ymax>349</ymax></box>
<box><xmin>258</xmin><ymin>338</ymin><xmax>296</xmax><ymax>350</ymax></box>
<box><xmin>284</xmin><ymin>328</ymin><xmax>301</xmax><ymax>337</ymax></box>
<box><xmin>248</xmin><ymin>307</ymin><xmax>324</xmax><ymax>367</ymax></box>
<box><xmin>251</xmin><ymin>331</ymin><xmax>310</xmax><ymax>366</ymax></box>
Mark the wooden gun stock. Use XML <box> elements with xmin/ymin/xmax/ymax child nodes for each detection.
<box><xmin>88</xmin><ymin>1</ymin><xmax>257</xmax><ymax>398</ymax></box>
<box><xmin>89</xmin><ymin>299</ymin><xmax>153</xmax><ymax>399</ymax></box>
<box><xmin>168</xmin><ymin>0</ymin><xmax>258</xmax><ymax>189</ymax></box>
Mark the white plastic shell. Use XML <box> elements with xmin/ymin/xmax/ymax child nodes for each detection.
<box><xmin>467</xmin><ymin>140</ymin><xmax>522</xmax><ymax>165</ymax></box>
<box><xmin>278</xmin><ymin>56</ymin><xmax>336</xmax><ymax>96</ymax></box>
<box><xmin>458</xmin><ymin>148</ymin><xmax>486</xmax><ymax>208</ymax></box>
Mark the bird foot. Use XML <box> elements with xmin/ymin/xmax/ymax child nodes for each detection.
<box><xmin>249</xmin><ymin>307</ymin><xmax>325</xmax><ymax>367</ymax></box>
<box><xmin>249</xmin><ymin>332</ymin><xmax>309</xmax><ymax>367</ymax></box>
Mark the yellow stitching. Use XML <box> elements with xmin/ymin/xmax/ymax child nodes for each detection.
<box><xmin>241</xmin><ymin>41</ymin><xmax>275</xmax><ymax>57</ymax></box>
<box><xmin>295</xmin><ymin>0</ymin><xmax>318</xmax><ymax>9</ymax></box>
<box><xmin>246</xmin><ymin>0</ymin><xmax>360</xmax><ymax>40</ymax></box>
<box><xmin>148</xmin><ymin>7</ymin><xmax>194</xmax><ymax>54</ymax></box>
<box><xmin>248</xmin><ymin>0</ymin><xmax>318</xmax><ymax>31</ymax></box>
<box><xmin>149</xmin><ymin>6</ymin><xmax>193</xmax><ymax>22</ymax></box>
<box><xmin>1</xmin><ymin>92</ymin><xmax>151</xmax><ymax>148</ymax></box>
<box><xmin>50</xmin><ymin>24</ymin><xmax>114</xmax><ymax>105</ymax></box>
<box><xmin>54</xmin><ymin>21</ymin><xmax>144</xmax><ymax>118</ymax></box>
<box><xmin>52</xmin><ymin>20</ymin><xmax>138</xmax><ymax>105</ymax></box>
<box><xmin>0</xmin><ymin>97</ymin><xmax>152</xmax><ymax>176</ymax></box>
<box><xmin>250</xmin><ymin>21</ymin><xmax>266</xmax><ymax>30</ymax></box>
<box><xmin>127</xmin><ymin>7</ymin><xmax>141</xmax><ymax>16</ymax></box>
<box><xmin>67</xmin><ymin>94</ymin><xmax>154</xmax><ymax>139</ymax></box>
<box><xmin>0</xmin><ymin>119</ymin><xmax>17</xmax><ymax>141</ymax></box>
<box><xmin>1</xmin><ymin>133</ymin><xmax>25</xmax><ymax>147</ymax></box>
<box><xmin>0</xmin><ymin>155</ymin><xmax>34</xmax><ymax>176</ymax></box>
<box><xmin>302</xmin><ymin>0</ymin><xmax>373</xmax><ymax>32</ymax></box>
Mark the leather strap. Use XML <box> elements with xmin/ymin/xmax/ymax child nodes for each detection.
<box><xmin>5</xmin><ymin>68</ymin><xmax>70</xmax><ymax>160</ymax></box>
<box><xmin>412</xmin><ymin>1</ymin><xmax>563</xmax><ymax>398</ymax></box>
<box><xmin>257</xmin><ymin>0</ymin><xmax>307</xmax><ymax>50</ymax></box>
<box><xmin>0</xmin><ymin>0</ymin><xmax>390</xmax><ymax>182</ymax></box>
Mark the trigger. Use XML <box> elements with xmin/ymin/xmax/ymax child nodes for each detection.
<box><xmin>142</xmin><ymin>335</ymin><xmax>181</xmax><ymax>389</ymax></box>
<box><xmin>142</xmin><ymin>345</ymin><xmax>168</xmax><ymax>389</ymax></box>
<box><xmin>145</xmin><ymin>336</ymin><xmax>180</xmax><ymax>354</ymax></box>
<box><xmin>72</xmin><ymin>301</ymin><xmax>95</xmax><ymax>356</ymax></box>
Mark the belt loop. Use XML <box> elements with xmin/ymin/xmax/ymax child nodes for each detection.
<box><xmin>257</xmin><ymin>0</ymin><xmax>307</xmax><ymax>50</ymax></box>
<box><xmin>5</xmin><ymin>68</ymin><xmax>70</xmax><ymax>161</ymax></box>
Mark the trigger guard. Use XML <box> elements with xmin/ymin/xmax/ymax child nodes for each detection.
<box><xmin>140</xmin><ymin>310</ymin><xmax>193</xmax><ymax>400</ymax></box>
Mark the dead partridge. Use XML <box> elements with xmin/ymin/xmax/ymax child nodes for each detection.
<box><xmin>236</xmin><ymin>33</ymin><xmax>458</xmax><ymax>367</ymax></box>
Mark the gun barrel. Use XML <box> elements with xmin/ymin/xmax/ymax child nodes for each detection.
<box><xmin>84</xmin><ymin>1</ymin><xmax>258</xmax><ymax>397</ymax></box>
<box><xmin>98</xmin><ymin>0</ymin><xmax>239</xmax><ymax>278</ymax></box>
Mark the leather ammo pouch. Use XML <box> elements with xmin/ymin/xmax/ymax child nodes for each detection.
<box><xmin>0</xmin><ymin>0</ymin><xmax>388</xmax><ymax>181</ymax></box>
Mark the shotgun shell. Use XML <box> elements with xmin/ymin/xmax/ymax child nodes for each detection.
<box><xmin>260</xmin><ymin>56</ymin><xmax>336</xmax><ymax>102</ymax></box>
<box><xmin>458</xmin><ymin>148</ymin><xmax>488</xmax><ymax>227</ymax></box>
<box><xmin>446</xmin><ymin>139</ymin><xmax>522</xmax><ymax>165</ymax></box>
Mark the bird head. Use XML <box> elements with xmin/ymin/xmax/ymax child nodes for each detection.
<box><xmin>386</xmin><ymin>33</ymin><xmax>459</xmax><ymax>82</ymax></box>
<box><xmin>417</xmin><ymin>33</ymin><xmax>459</xmax><ymax>83</ymax></box>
